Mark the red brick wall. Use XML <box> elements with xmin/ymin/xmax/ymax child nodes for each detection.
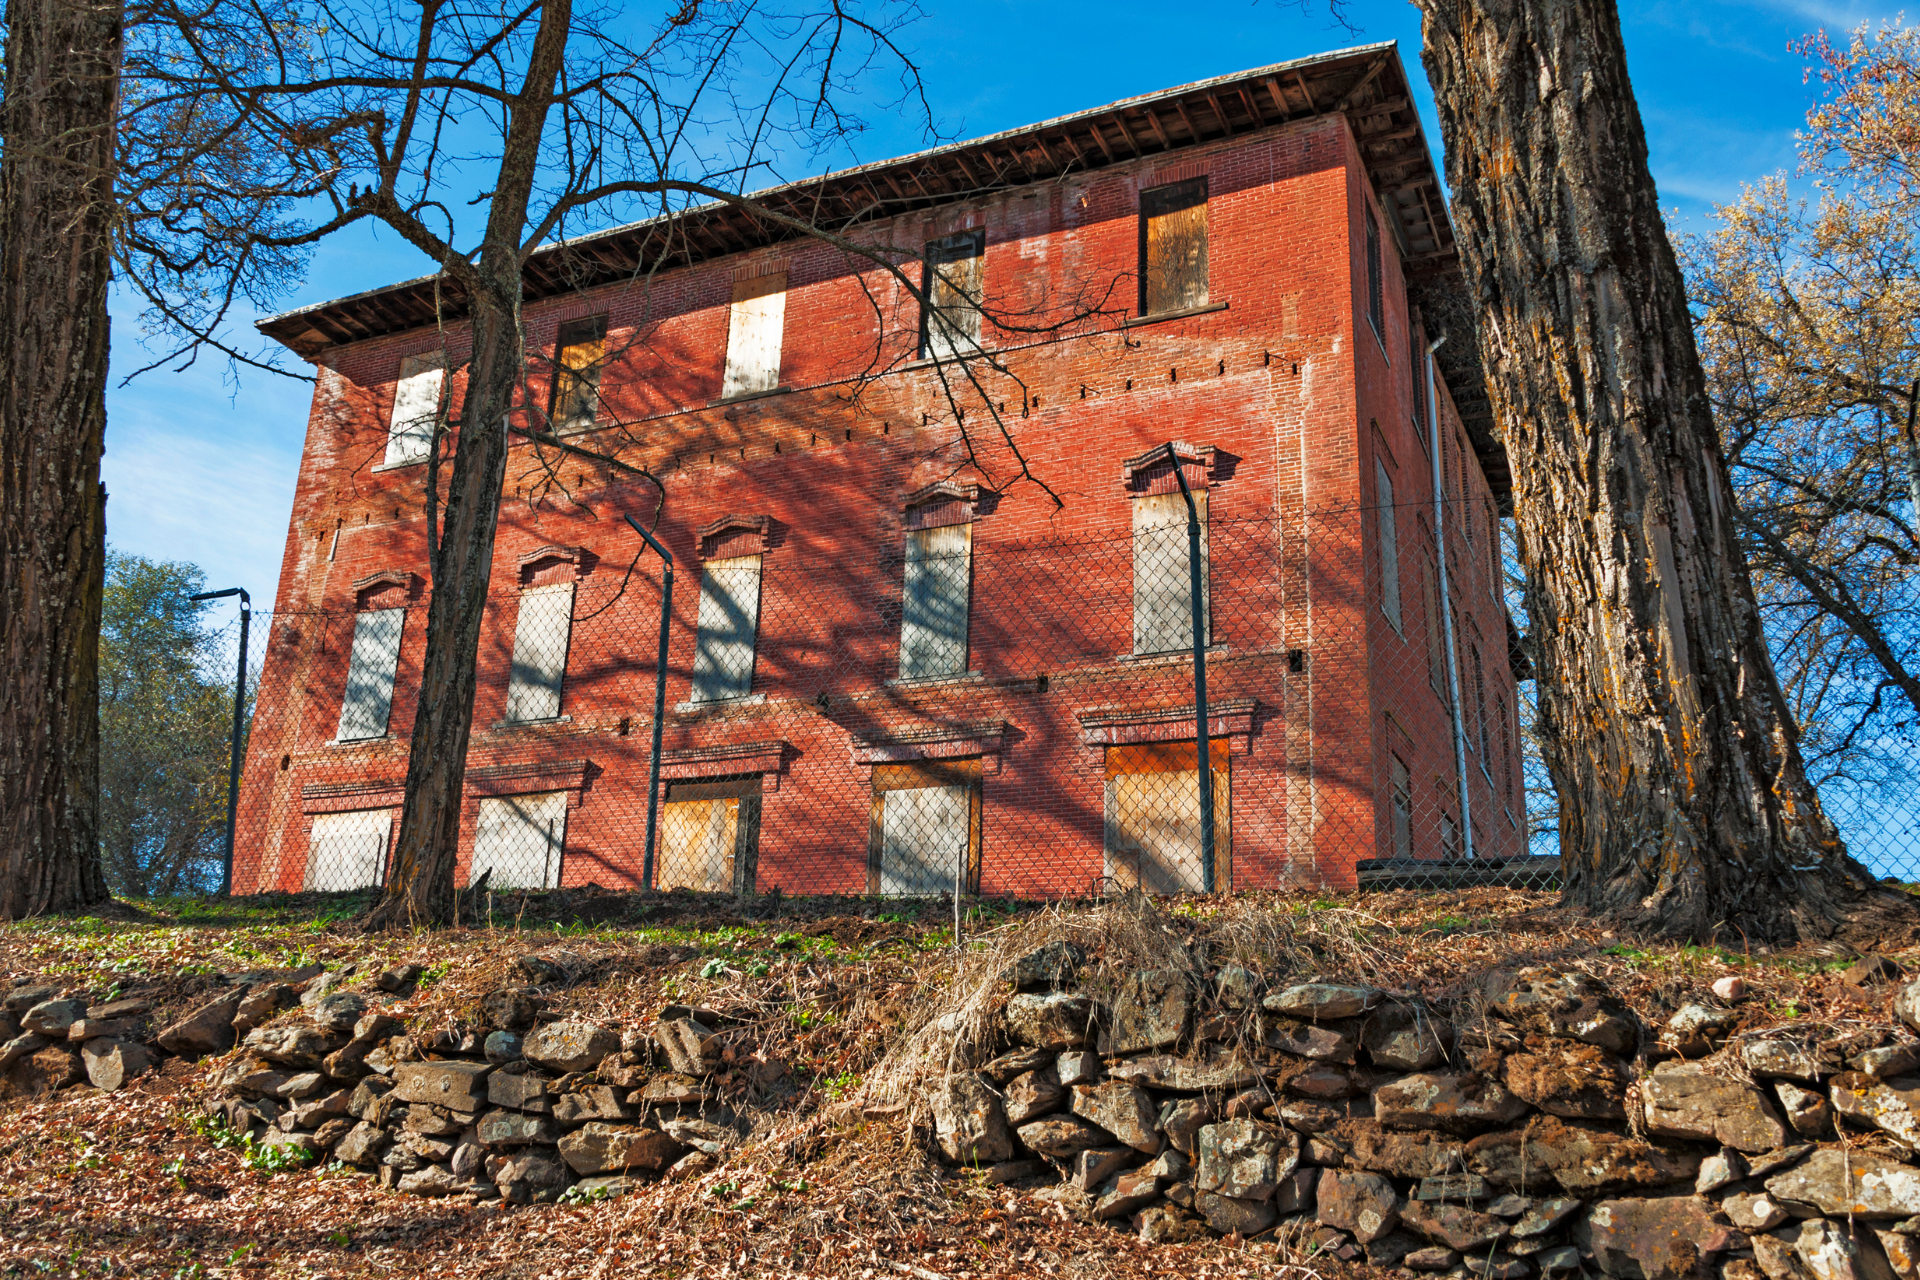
<box><xmin>232</xmin><ymin>110</ymin><xmax>1525</xmax><ymax>897</ymax></box>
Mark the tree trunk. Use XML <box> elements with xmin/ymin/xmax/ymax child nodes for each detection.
<box><xmin>0</xmin><ymin>0</ymin><xmax>121</xmax><ymax>918</ymax></box>
<box><xmin>1418</xmin><ymin>0</ymin><xmax>1917</xmax><ymax>943</ymax></box>
<box><xmin>367</xmin><ymin>1</ymin><xmax>572</xmax><ymax>928</ymax></box>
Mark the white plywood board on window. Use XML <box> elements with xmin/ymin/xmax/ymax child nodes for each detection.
<box><xmin>336</xmin><ymin>607</ymin><xmax>405</xmax><ymax>742</ymax></box>
<box><xmin>385</xmin><ymin>353</ymin><xmax>444</xmax><ymax>466</ymax></box>
<box><xmin>1377</xmin><ymin>460</ymin><xmax>1401</xmax><ymax>632</ymax></box>
<box><xmin>471</xmin><ymin>792</ymin><xmax>567</xmax><ymax>890</ymax></box>
<box><xmin>878</xmin><ymin>784</ymin><xmax>969</xmax><ymax>896</ymax></box>
<box><xmin>658</xmin><ymin>798</ymin><xmax>738</xmax><ymax>893</ymax></box>
<box><xmin>721</xmin><ymin>273</ymin><xmax>787</xmax><ymax>398</ymax></box>
<box><xmin>691</xmin><ymin>555</ymin><xmax>762</xmax><ymax>702</ymax></box>
<box><xmin>504</xmin><ymin>582</ymin><xmax>574</xmax><ymax>723</ymax></box>
<box><xmin>1132</xmin><ymin>491</ymin><xmax>1209</xmax><ymax>655</ymax></box>
<box><xmin>899</xmin><ymin>523</ymin><xmax>971</xmax><ymax>680</ymax></box>
<box><xmin>304</xmin><ymin>809</ymin><xmax>392</xmax><ymax>891</ymax></box>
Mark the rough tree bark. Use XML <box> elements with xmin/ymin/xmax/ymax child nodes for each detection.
<box><xmin>0</xmin><ymin>0</ymin><xmax>121</xmax><ymax>918</ymax></box>
<box><xmin>1417</xmin><ymin>0</ymin><xmax>1920</xmax><ymax>943</ymax></box>
<box><xmin>365</xmin><ymin>1</ymin><xmax>573</xmax><ymax>929</ymax></box>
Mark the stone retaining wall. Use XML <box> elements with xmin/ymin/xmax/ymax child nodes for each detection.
<box><xmin>18</xmin><ymin>936</ymin><xmax>1920</xmax><ymax>1280</ymax></box>
<box><xmin>922</xmin><ymin>944</ymin><xmax>1920</xmax><ymax>1280</ymax></box>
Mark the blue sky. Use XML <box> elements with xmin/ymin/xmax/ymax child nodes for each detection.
<box><xmin>101</xmin><ymin>0</ymin><xmax>1895</xmax><ymax>614</ymax></box>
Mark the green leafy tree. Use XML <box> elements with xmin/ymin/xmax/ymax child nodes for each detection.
<box><xmin>98</xmin><ymin>551</ymin><xmax>235</xmax><ymax>896</ymax></box>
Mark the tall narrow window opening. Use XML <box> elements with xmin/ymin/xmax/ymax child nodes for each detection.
<box><xmin>504</xmin><ymin>582</ymin><xmax>574</xmax><ymax>723</ymax></box>
<box><xmin>1410</xmin><ymin>328</ymin><xmax>1428</xmax><ymax>453</ymax></box>
<box><xmin>690</xmin><ymin>555</ymin><xmax>763</xmax><ymax>703</ymax></box>
<box><xmin>1421</xmin><ymin>549</ymin><xmax>1445</xmax><ymax>701</ymax></box>
<box><xmin>549</xmin><ymin>316</ymin><xmax>608</xmax><ymax>433</ymax></box>
<box><xmin>336</xmin><ymin>606</ymin><xmax>405</xmax><ymax>742</ymax></box>
<box><xmin>1140</xmin><ymin>179</ymin><xmax>1209</xmax><ymax>316</ymax></box>
<box><xmin>1365</xmin><ymin>205</ymin><xmax>1385</xmax><ymax>343</ymax></box>
<box><xmin>1497</xmin><ymin>693</ymin><xmax>1516</xmax><ymax>816</ymax></box>
<box><xmin>1376</xmin><ymin>460</ymin><xmax>1401</xmax><ymax>634</ymax></box>
<box><xmin>900</xmin><ymin>521</ymin><xmax>972</xmax><ymax>680</ymax></box>
<box><xmin>1133</xmin><ymin>490</ymin><xmax>1210</xmax><ymax>655</ymax></box>
<box><xmin>1390</xmin><ymin>756</ymin><xmax>1412</xmax><ymax>861</ymax></box>
<box><xmin>722</xmin><ymin>271</ymin><xmax>788</xmax><ymax>398</ymax></box>
<box><xmin>921</xmin><ymin>233</ymin><xmax>984</xmax><ymax>361</ymax></box>
<box><xmin>1471</xmin><ymin>640</ymin><xmax>1491</xmax><ymax>766</ymax></box>
<box><xmin>385</xmin><ymin>353</ymin><xmax>444</xmax><ymax>467</ymax></box>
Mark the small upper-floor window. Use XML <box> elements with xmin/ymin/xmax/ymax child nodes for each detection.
<box><xmin>1139</xmin><ymin>179</ymin><xmax>1208</xmax><ymax>316</ymax></box>
<box><xmin>722</xmin><ymin>270</ymin><xmax>787</xmax><ymax>398</ymax></box>
<box><xmin>549</xmin><ymin>316</ymin><xmax>608</xmax><ymax>433</ymax></box>
<box><xmin>921</xmin><ymin>232</ymin><xmax>985</xmax><ymax>361</ymax></box>
<box><xmin>385</xmin><ymin>353</ymin><xmax>444</xmax><ymax>467</ymax></box>
<box><xmin>1365</xmin><ymin>205</ymin><xmax>1385</xmax><ymax>344</ymax></box>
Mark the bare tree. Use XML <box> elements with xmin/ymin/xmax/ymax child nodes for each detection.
<box><xmin>1416</xmin><ymin>0</ymin><xmax>1917</xmax><ymax>942</ymax></box>
<box><xmin>1678</xmin><ymin>25</ymin><xmax>1920</xmax><ymax>811</ymax></box>
<box><xmin>0</xmin><ymin>0</ymin><xmax>123</xmax><ymax>918</ymax></box>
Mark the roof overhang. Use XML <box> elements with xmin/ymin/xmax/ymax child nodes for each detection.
<box><xmin>256</xmin><ymin>41</ymin><xmax>1505</xmax><ymax>499</ymax></box>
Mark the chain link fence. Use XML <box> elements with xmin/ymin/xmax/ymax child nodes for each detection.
<box><xmin>109</xmin><ymin>500</ymin><xmax>1920</xmax><ymax>901</ymax></box>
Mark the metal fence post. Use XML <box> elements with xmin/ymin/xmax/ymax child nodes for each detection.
<box><xmin>625</xmin><ymin>514</ymin><xmax>675</xmax><ymax>891</ymax></box>
<box><xmin>1166</xmin><ymin>442</ymin><xmax>1216</xmax><ymax>893</ymax></box>
<box><xmin>189</xmin><ymin>586</ymin><xmax>250</xmax><ymax>896</ymax></box>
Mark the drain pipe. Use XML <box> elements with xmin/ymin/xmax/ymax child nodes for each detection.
<box><xmin>1426</xmin><ymin>334</ymin><xmax>1475</xmax><ymax>861</ymax></box>
<box><xmin>625</xmin><ymin>513</ymin><xmax>676</xmax><ymax>890</ymax></box>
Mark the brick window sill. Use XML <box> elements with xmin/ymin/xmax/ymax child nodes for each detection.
<box><xmin>1121</xmin><ymin>300</ymin><xmax>1229</xmax><ymax>329</ymax></box>
<box><xmin>673</xmin><ymin>693</ymin><xmax>768</xmax><ymax>716</ymax></box>
<box><xmin>884</xmin><ymin>671</ymin><xmax>984</xmax><ymax>689</ymax></box>
<box><xmin>707</xmin><ymin>386</ymin><xmax>791</xmax><ymax>408</ymax></box>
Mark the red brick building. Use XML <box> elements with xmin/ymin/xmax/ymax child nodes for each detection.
<box><xmin>235</xmin><ymin>41</ymin><xmax>1525</xmax><ymax>899</ymax></box>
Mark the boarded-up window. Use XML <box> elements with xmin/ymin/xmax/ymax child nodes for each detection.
<box><xmin>658</xmin><ymin>776</ymin><xmax>761</xmax><ymax>895</ymax></box>
<box><xmin>721</xmin><ymin>272</ymin><xmax>788</xmax><ymax>398</ymax></box>
<box><xmin>471</xmin><ymin>792</ymin><xmax>567</xmax><ymax>889</ymax></box>
<box><xmin>1133</xmin><ymin>490</ymin><xmax>1209</xmax><ymax>655</ymax></box>
<box><xmin>1454</xmin><ymin>434</ymin><xmax>1469</xmax><ymax>537</ymax></box>
<box><xmin>1471</xmin><ymin>640</ymin><xmax>1490</xmax><ymax>763</ymax></box>
<box><xmin>1497</xmin><ymin>693</ymin><xmax>1515</xmax><ymax>815</ymax></box>
<box><xmin>1410</xmin><ymin>332</ymin><xmax>1428</xmax><ymax>451</ymax></box>
<box><xmin>900</xmin><ymin>523</ymin><xmax>971</xmax><ymax>680</ymax></box>
<box><xmin>1376</xmin><ymin>460</ymin><xmax>1401</xmax><ymax>633</ymax></box>
<box><xmin>921</xmin><ymin>233</ymin><xmax>984</xmax><ymax>361</ymax></box>
<box><xmin>868</xmin><ymin>760</ymin><xmax>981</xmax><ymax>896</ymax></box>
<box><xmin>1441</xmin><ymin>812</ymin><xmax>1461</xmax><ymax>861</ymax></box>
<box><xmin>690</xmin><ymin>555</ymin><xmax>763</xmax><ymax>703</ymax></box>
<box><xmin>304</xmin><ymin>809</ymin><xmax>391</xmax><ymax>891</ymax></box>
<box><xmin>385</xmin><ymin>353</ymin><xmax>444</xmax><ymax>467</ymax></box>
<box><xmin>1422</xmin><ymin>553</ymin><xmax>1445</xmax><ymax>701</ymax></box>
<box><xmin>1104</xmin><ymin>741</ymin><xmax>1230</xmax><ymax>895</ymax></box>
<box><xmin>1140</xmin><ymin>179</ymin><xmax>1208</xmax><ymax>316</ymax></box>
<box><xmin>1488</xmin><ymin>498</ymin><xmax>1502</xmax><ymax>596</ymax></box>
<box><xmin>1390</xmin><ymin>756</ymin><xmax>1412</xmax><ymax>861</ymax></box>
<box><xmin>504</xmin><ymin>582</ymin><xmax>573</xmax><ymax>723</ymax></box>
<box><xmin>1365</xmin><ymin>205</ymin><xmax>1385</xmax><ymax>342</ymax></box>
<box><xmin>549</xmin><ymin>316</ymin><xmax>607</xmax><ymax>433</ymax></box>
<box><xmin>336</xmin><ymin>607</ymin><xmax>404</xmax><ymax>742</ymax></box>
